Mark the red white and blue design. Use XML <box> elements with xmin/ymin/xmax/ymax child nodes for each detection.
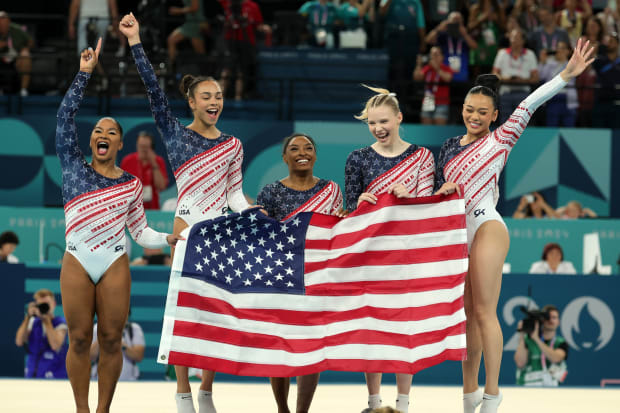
<box><xmin>158</xmin><ymin>192</ymin><xmax>468</xmax><ymax>377</ymax></box>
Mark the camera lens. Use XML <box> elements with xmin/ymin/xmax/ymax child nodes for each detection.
<box><xmin>36</xmin><ymin>302</ymin><xmax>50</xmax><ymax>314</ymax></box>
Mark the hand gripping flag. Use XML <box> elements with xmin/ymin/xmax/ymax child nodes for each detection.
<box><xmin>158</xmin><ymin>192</ymin><xmax>468</xmax><ymax>377</ymax></box>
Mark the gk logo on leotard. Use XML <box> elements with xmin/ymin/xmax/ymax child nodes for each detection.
<box><xmin>115</xmin><ymin>245</ymin><xmax>124</xmax><ymax>252</ymax></box>
<box><xmin>474</xmin><ymin>209</ymin><xmax>485</xmax><ymax>217</ymax></box>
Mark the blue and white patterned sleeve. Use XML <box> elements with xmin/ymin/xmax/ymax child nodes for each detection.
<box><xmin>56</xmin><ymin>71</ymin><xmax>90</xmax><ymax>173</ymax></box>
<box><xmin>131</xmin><ymin>43</ymin><xmax>184</xmax><ymax>152</ymax></box>
<box><xmin>344</xmin><ymin>150</ymin><xmax>364</xmax><ymax>211</ymax></box>
<box><xmin>256</xmin><ymin>184</ymin><xmax>276</xmax><ymax>218</ymax></box>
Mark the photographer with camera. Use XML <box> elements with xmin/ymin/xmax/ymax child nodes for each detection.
<box><xmin>15</xmin><ymin>289</ymin><xmax>68</xmax><ymax>378</ymax></box>
<box><xmin>514</xmin><ymin>304</ymin><xmax>568</xmax><ymax>386</ymax></box>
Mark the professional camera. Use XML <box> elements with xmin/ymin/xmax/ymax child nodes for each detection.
<box><xmin>518</xmin><ymin>306</ymin><xmax>550</xmax><ymax>335</ymax></box>
<box><xmin>36</xmin><ymin>302</ymin><xmax>50</xmax><ymax>315</ymax></box>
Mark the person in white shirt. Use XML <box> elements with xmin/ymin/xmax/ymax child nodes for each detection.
<box><xmin>529</xmin><ymin>243</ymin><xmax>577</xmax><ymax>274</ymax></box>
<box><xmin>90</xmin><ymin>319</ymin><xmax>145</xmax><ymax>381</ymax></box>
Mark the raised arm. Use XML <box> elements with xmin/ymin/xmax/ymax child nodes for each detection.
<box><xmin>226</xmin><ymin>141</ymin><xmax>251</xmax><ymax>212</ymax></box>
<box><xmin>56</xmin><ymin>38</ymin><xmax>101</xmax><ymax>171</ymax></box>
<box><xmin>120</xmin><ymin>14</ymin><xmax>184</xmax><ymax>152</ymax></box>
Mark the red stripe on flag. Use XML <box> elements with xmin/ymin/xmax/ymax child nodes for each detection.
<box><xmin>177</xmin><ymin>292</ymin><xmax>464</xmax><ymax>324</ymax></box>
<box><xmin>167</xmin><ymin>347</ymin><xmax>467</xmax><ymax>377</ymax></box>
<box><xmin>305</xmin><ymin>273</ymin><xmax>465</xmax><ymax>296</ymax></box>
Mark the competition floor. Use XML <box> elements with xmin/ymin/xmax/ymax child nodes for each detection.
<box><xmin>1</xmin><ymin>379</ymin><xmax>619</xmax><ymax>412</ymax></box>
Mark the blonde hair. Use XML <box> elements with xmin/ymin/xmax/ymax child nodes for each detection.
<box><xmin>34</xmin><ymin>289</ymin><xmax>54</xmax><ymax>300</ymax></box>
<box><xmin>354</xmin><ymin>84</ymin><xmax>400</xmax><ymax>122</ymax></box>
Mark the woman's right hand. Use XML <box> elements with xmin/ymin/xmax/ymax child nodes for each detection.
<box><xmin>79</xmin><ymin>38</ymin><xmax>101</xmax><ymax>73</ymax></box>
<box><xmin>434</xmin><ymin>182</ymin><xmax>461</xmax><ymax>196</ymax></box>
<box><xmin>119</xmin><ymin>12</ymin><xmax>141</xmax><ymax>45</ymax></box>
<box><xmin>357</xmin><ymin>192</ymin><xmax>378</xmax><ymax>207</ymax></box>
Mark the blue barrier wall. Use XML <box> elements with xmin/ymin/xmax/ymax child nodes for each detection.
<box><xmin>2</xmin><ymin>264</ymin><xmax>618</xmax><ymax>385</ymax></box>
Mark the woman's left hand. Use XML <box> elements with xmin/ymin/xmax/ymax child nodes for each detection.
<box><xmin>166</xmin><ymin>234</ymin><xmax>186</xmax><ymax>247</ymax></box>
<box><xmin>434</xmin><ymin>182</ymin><xmax>461</xmax><ymax>196</ymax></box>
<box><xmin>561</xmin><ymin>37</ymin><xmax>596</xmax><ymax>81</ymax></box>
<box><xmin>387</xmin><ymin>183</ymin><xmax>410</xmax><ymax>199</ymax></box>
<box><xmin>335</xmin><ymin>208</ymin><xmax>349</xmax><ymax>218</ymax></box>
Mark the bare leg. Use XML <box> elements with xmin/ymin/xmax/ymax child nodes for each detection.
<box><xmin>468</xmin><ymin>221</ymin><xmax>509</xmax><ymax>396</ymax></box>
<box><xmin>190</xmin><ymin>37</ymin><xmax>206</xmax><ymax>55</ymax></box>
<box><xmin>395</xmin><ymin>373</ymin><xmax>412</xmax><ymax>395</ymax></box>
<box><xmin>270</xmin><ymin>377</ymin><xmax>290</xmax><ymax>413</ymax></box>
<box><xmin>94</xmin><ymin>255</ymin><xmax>131</xmax><ymax>413</ymax></box>
<box><xmin>462</xmin><ymin>270</ymin><xmax>482</xmax><ymax>394</ymax></box>
<box><xmin>296</xmin><ymin>373</ymin><xmax>320</xmax><ymax>413</ymax></box>
<box><xmin>168</xmin><ymin>29</ymin><xmax>185</xmax><ymax>66</ymax></box>
<box><xmin>199</xmin><ymin>369</ymin><xmax>216</xmax><ymax>391</ymax></box>
<box><xmin>15</xmin><ymin>52</ymin><xmax>31</xmax><ymax>91</ymax></box>
<box><xmin>365</xmin><ymin>372</ymin><xmax>382</xmax><ymax>395</ymax></box>
<box><xmin>60</xmin><ymin>253</ymin><xmax>96</xmax><ymax>413</ymax></box>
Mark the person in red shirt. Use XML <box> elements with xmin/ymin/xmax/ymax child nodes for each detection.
<box><xmin>413</xmin><ymin>46</ymin><xmax>454</xmax><ymax>125</ymax></box>
<box><xmin>120</xmin><ymin>131</ymin><xmax>169</xmax><ymax>209</ymax></box>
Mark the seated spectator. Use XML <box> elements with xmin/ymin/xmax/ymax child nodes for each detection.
<box><xmin>0</xmin><ymin>11</ymin><xmax>33</xmax><ymax>96</ymax></box>
<box><xmin>130</xmin><ymin>247</ymin><xmax>171</xmax><ymax>266</ymax></box>
<box><xmin>492</xmin><ymin>28</ymin><xmax>539</xmax><ymax>124</ymax></box>
<box><xmin>529</xmin><ymin>243</ymin><xmax>577</xmax><ymax>274</ymax></box>
<box><xmin>0</xmin><ymin>230</ymin><xmax>19</xmax><ymax>263</ymax></box>
<box><xmin>556</xmin><ymin>200</ymin><xmax>597</xmax><ymax>219</ymax></box>
<box><xmin>425</xmin><ymin>11</ymin><xmax>477</xmax><ymax>84</ymax></box>
<box><xmin>120</xmin><ymin>131</ymin><xmax>169</xmax><ymax>210</ymax></box>
<box><xmin>538</xmin><ymin>41</ymin><xmax>578</xmax><ymax>126</ymax></box>
<box><xmin>15</xmin><ymin>289</ymin><xmax>68</xmax><ymax>378</ymax></box>
<box><xmin>413</xmin><ymin>47</ymin><xmax>453</xmax><ymax>125</ymax></box>
<box><xmin>298</xmin><ymin>0</ymin><xmax>339</xmax><ymax>47</ymax></box>
<box><xmin>556</xmin><ymin>0</ymin><xmax>592</xmax><ymax>47</ymax></box>
<box><xmin>528</xmin><ymin>6</ymin><xmax>571</xmax><ymax>58</ymax></box>
<box><xmin>592</xmin><ymin>31</ymin><xmax>620</xmax><ymax>128</ymax></box>
<box><xmin>512</xmin><ymin>192</ymin><xmax>556</xmax><ymax>218</ymax></box>
<box><xmin>90</xmin><ymin>317</ymin><xmax>145</xmax><ymax>381</ymax></box>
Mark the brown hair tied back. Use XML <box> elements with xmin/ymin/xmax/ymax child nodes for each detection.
<box><xmin>179</xmin><ymin>74</ymin><xmax>219</xmax><ymax>100</ymax></box>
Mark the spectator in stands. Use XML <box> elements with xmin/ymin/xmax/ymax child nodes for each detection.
<box><xmin>120</xmin><ymin>131</ymin><xmax>169</xmax><ymax>210</ymax></box>
<box><xmin>413</xmin><ymin>47</ymin><xmax>453</xmax><ymax>125</ymax></box>
<box><xmin>167</xmin><ymin>0</ymin><xmax>207</xmax><ymax>69</ymax></box>
<box><xmin>556</xmin><ymin>200</ymin><xmax>597</xmax><ymax>219</ymax></box>
<box><xmin>511</xmin><ymin>0</ymin><xmax>540</xmax><ymax>34</ymax></box>
<box><xmin>515</xmin><ymin>304</ymin><xmax>568</xmax><ymax>386</ymax></box>
<box><xmin>499</xmin><ymin>14</ymin><xmax>522</xmax><ymax>49</ymax></box>
<box><xmin>529</xmin><ymin>243</ymin><xmax>577</xmax><ymax>274</ymax></box>
<box><xmin>338</xmin><ymin>0</ymin><xmax>374</xmax><ymax>31</ymax></box>
<box><xmin>596</xmin><ymin>0</ymin><xmax>619</xmax><ymax>36</ymax></box>
<box><xmin>298</xmin><ymin>0</ymin><xmax>339</xmax><ymax>47</ymax></box>
<box><xmin>0</xmin><ymin>230</ymin><xmax>19</xmax><ymax>263</ymax></box>
<box><xmin>425</xmin><ymin>11</ymin><xmax>477</xmax><ymax>84</ymax></box>
<box><xmin>581</xmin><ymin>16</ymin><xmax>606</xmax><ymax>56</ymax></box>
<box><xmin>556</xmin><ymin>0</ymin><xmax>592</xmax><ymax>47</ymax></box>
<box><xmin>468</xmin><ymin>0</ymin><xmax>506</xmax><ymax>77</ymax></box>
<box><xmin>90</xmin><ymin>314</ymin><xmax>145</xmax><ymax>381</ymax></box>
<box><xmin>528</xmin><ymin>6</ymin><xmax>571</xmax><ymax>58</ymax></box>
<box><xmin>538</xmin><ymin>40</ymin><xmax>578</xmax><ymax>126</ymax></box>
<box><xmin>130</xmin><ymin>247</ymin><xmax>172</xmax><ymax>266</ymax></box>
<box><xmin>492</xmin><ymin>28</ymin><xmax>539</xmax><ymax>123</ymax></box>
<box><xmin>15</xmin><ymin>288</ymin><xmax>68</xmax><ymax>378</ymax></box>
<box><xmin>379</xmin><ymin>0</ymin><xmax>427</xmax><ymax>110</ymax></box>
<box><xmin>592</xmin><ymin>31</ymin><xmax>620</xmax><ymax>128</ymax></box>
<box><xmin>512</xmin><ymin>192</ymin><xmax>556</xmax><ymax>218</ymax></box>
<box><xmin>0</xmin><ymin>11</ymin><xmax>33</xmax><ymax>96</ymax></box>
<box><xmin>68</xmin><ymin>0</ymin><xmax>120</xmax><ymax>91</ymax></box>
<box><xmin>219</xmin><ymin>0</ymin><xmax>270</xmax><ymax>100</ymax></box>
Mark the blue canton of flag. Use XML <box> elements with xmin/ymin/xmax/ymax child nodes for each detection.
<box><xmin>181</xmin><ymin>210</ymin><xmax>313</xmax><ymax>294</ymax></box>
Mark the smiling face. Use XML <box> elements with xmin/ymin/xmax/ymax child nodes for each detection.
<box><xmin>462</xmin><ymin>93</ymin><xmax>498</xmax><ymax>138</ymax></box>
<box><xmin>188</xmin><ymin>80</ymin><xmax>223</xmax><ymax>127</ymax></box>
<box><xmin>283</xmin><ymin>136</ymin><xmax>317</xmax><ymax>174</ymax></box>
<box><xmin>89</xmin><ymin>117</ymin><xmax>123</xmax><ymax>163</ymax></box>
<box><xmin>367</xmin><ymin>105</ymin><xmax>402</xmax><ymax>146</ymax></box>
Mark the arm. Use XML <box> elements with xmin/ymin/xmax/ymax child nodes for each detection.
<box><xmin>56</xmin><ymin>75</ymin><xmax>92</xmax><ymax>171</ymax></box>
<box><xmin>438</xmin><ymin>65</ymin><xmax>453</xmax><ymax>82</ymax></box>
<box><xmin>344</xmin><ymin>152</ymin><xmax>364</xmax><ymax>211</ymax></box>
<box><xmin>532</xmin><ymin>334</ymin><xmax>567</xmax><ymax>363</ymax></box>
<box><xmin>126</xmin><ymin>180</ymin><xmax>171</xmax><ymax>249</ymax></box>
<box><xmin>379</xmin><ymin>0</ymin><xmax>393</xmax><ymax>16</ymax></box>
<box><xmin>68</xmin><ymin>0</ymin><xmax>80</xmax><ymax>39</ymax></box>
<box><xmin>256</xmin><ymin>187</ymin><xmax>274</xmax><ymax>217</ymax></box>
<box><xmin>108</xmin><ymin>0</ymin><xmax>119</xmax><ymax>26</ymax></box>
<box><xmin>512</xmin><ymin>196</ymin><xmax>530</xmax><ymax>218</ymax></box>
<box><xmin>356</xmin><ymin>0</ymin><xmax>373</xmax><ymax>17</ymax></box>
<box><xmin>415</xmin><ymin>148</ymin><xmax>435</xmax><ymax>196</ymax></box>
<box><xmin>514</xmin><ymin>332</ymin><xmax>529</xmax><ymax>368</ymax></box>
<box><xmin>15</xmin><ymin>304</ymin><xmax>35</xmax><ymax>347</ymax></box>
<box><xmin>226</xmin><ymin>141</ymin><xmax>251</xmax><ymax>212</ymax></box>
<box><xmin>152</xmin><ymin>156</ymin><xmax>169</xmax><ymax>192</ymax></box>
<box><xmin>41</xmin><ymin>317</ymin><xmax>67</xmax><ymax>352</ymax></box>
<box><xmin>170</xmin><ymin>0</ymin><xmax>200</xmax><ymax>15</ymax></box>
<box><xmin>123</xmin><ymin>323</ymin><xmax>145</xmax><ymax>362</ymax></box>
<box><xmin>460</xmin><ymin>23</ymin><xmax>478</xmax><ymax>49</ymax></box>
<box><xmin>330</xmin><ymin>184</ymin><xmax>345</xmax><ymax>215</ymax></box>
<box><xmin>413</xmin><ymin>59</ymin><xmax>425</xmax><ymax>81</ymax></box>
<box><xmin>425</xmin><ymin>21</ymin><xmax>447</xmax><ymax>45</ymax></box>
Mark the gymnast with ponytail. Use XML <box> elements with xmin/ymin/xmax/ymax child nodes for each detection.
<box><xmin>433</xmin><ymin>39</ymin><xmax>595</xmax><ymax>413</ymax></box>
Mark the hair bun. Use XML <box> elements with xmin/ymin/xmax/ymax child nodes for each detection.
<box><xmin>475</xmin><ymin>74</ymin><xmax>500</xmax><ymax>94</ymax></box>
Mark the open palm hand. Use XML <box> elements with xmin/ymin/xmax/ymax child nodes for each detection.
<box><xmin>563</xmin><ymin>38</ymin><xmax>596</xmax><ymax>80</ymax></box>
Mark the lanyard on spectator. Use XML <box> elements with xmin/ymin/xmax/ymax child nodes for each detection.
<box><xmin>313</xmin><ymin>5</ymin><xmax>328</xmax><ymax>26</ymax></box>
<box><xmin>541</xmin><ymin>33</ymin><xmax>557</xmax><ymax>51</ymax></box>
<box><xmin>447</xmin><ymin>37</ymin><xmax>462</xmax><ymax>55</ymax></box>
<box><xmin>425</xmin><ymin>69</ymin><xmax>440</xmax><ymax>95</ymax></box>
<box><xmin>540</xmin><ymin>336</ymin><xmax>555</xmax><ymax>371</ymax></box>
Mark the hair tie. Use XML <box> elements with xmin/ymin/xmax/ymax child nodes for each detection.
<box><xmin>388</xmin><ymin>92</ymin><xmax>396</xmax><ymax>97</ymax></box>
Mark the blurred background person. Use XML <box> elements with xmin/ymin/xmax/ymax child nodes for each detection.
<box><xmin>556</xmin><ymin>0</ymin><xmax>591</xmax><ymax>47</ymax></box>
<box><xmin>167</xmin><ymin>0</ymin><xmax>207</xmax><ymax>69</ymax></box>
<box><xmin>413</xmin><ymin>46</ymin><xmax>453</xmax><ymax>125</ymax></box>
<box><xmin>514</xmin><ymin>304</ymin><xmax>568</xmax><ymax>386</ymax></box>
<box><xmin>511</xmin><ymin>0</ymin><xmax>540</xmax><ymax>34</ymax></box>
<box><xmin>0</xmin><ymin>230</ymin><xmax>20</xmax><ymax>263</ymax></box>
<box><xmin>298</xmin><ymin>0</ymin><xmax>339</xmax><ymax>47</ymax></box>
<box><xmin>130</xmin><ymin>247</ymin><xmax>172</xmax><ymax>266</ymax></box>
<box><xmin>120</xmin><ymin>131</ymin><xmax>169</xmax><ymax>210</ymax></box>
<box><xmin>529</xmin><ymin>243</ymin><xmax>577</xmax><ymax>274</ymax></box>
<box><xmin>556</xmin><ymin>200</ymin><xmax>597</xmax><ymax>219</ymax></box>
<box><xmin>15</xmin><ymin>289</ymin><xmax>68</xmax><ymax>378</ymax></box>
<box><xmin>592</xmin><ymin>31</ymin><xmax>620</xmax><ymax>128</ymax></box>
<box><xmin>90</xmin><ymin>313</ymin><xmax>145</xmax><ymax>381</ymax></box>
<box><xmin>468</xmin><ymin>0</ymin><xmax>506</xmax><ymax>77</ymax></box>
<box><xmin>512</xmin><ymin>192</ymin><xmax>556</xmax><ymax>218</ymax></box>
<box><xmin>528</xmin><ymin>6</ymin><xmax>571</xmax><ymax>59</ymax></box>
<box><xmin>537</xmin><ymin>40</ymin><xmax>578</xmax><ymax>126</ymax></box>
<box><xmin>0</xmin><ymin>11</ymin><xmax>33</xmax><ymax>96</ymax></box>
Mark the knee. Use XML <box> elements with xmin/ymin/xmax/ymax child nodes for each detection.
<box><xmin>471</xmin><ymin>304</ymin><xmax>496</xmax><ymax>325</ymax></box>
<box><xmin>97</xmin><ymin>328</ymin><xmax>122</xmax><ymax>354</ymax></box>
<box><xmin>69</xmin><ymin>330</ymin><xmax>93</xmax><ymax>355</ymax></box>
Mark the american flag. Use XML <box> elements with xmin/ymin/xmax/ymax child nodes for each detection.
<box><xmin>158</xmin><ymin>192</ymin><xmax>468</xmax><ymax>377</ymax></box>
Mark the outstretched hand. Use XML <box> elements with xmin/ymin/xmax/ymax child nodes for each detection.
<box><xmin>119</xmin><ymin>12</ymin><xmax>141</xmax><ymax>45</ymax></box>
<box><xmin>561</xmin><ymin>38</ymin><xmax>596</xmax><ymax>81</ymax></box>
<box><xmin>79</xmin><ymin>38</ymin><xmax>102</xmax><ymax>73</ymax></box>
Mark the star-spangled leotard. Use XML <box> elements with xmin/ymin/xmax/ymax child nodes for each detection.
<box><xmin>344</xmin><ymin>144</ymin><xmax>435</xmax><ymax>211</ymax></box>
<box><xmin>257</xmin><ymin>179</ymin><xmax>343</xmax><ymax>221</ymax></box>
<box><xmin>435</xmin><ymin>74</ymin><xmax>568</xmax><ymax>247</ymax></box>
<box><xmin>131</xmin><ymin>43</ymin><xmax>249</xmax><ymax>226</ymax></box>
<box><xmin>56</xmin><ymin>71</ymin><xmax>169</xmax><ymax>283</ymax></box>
